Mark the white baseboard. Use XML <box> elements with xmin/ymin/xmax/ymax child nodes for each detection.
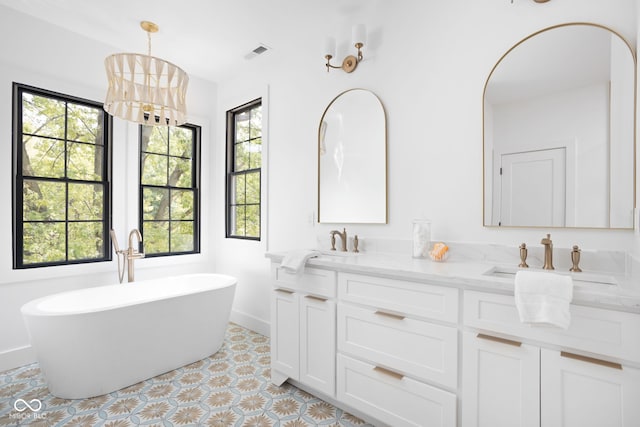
<box><xmin>230</xmin><ymin>309</ymin><xmax>270</xmax><ymax>337</ymax></box>
<box><xmin>0</xmin><ymin>345</ymin><xmax>36</xmax><ymax>373</ymax></box>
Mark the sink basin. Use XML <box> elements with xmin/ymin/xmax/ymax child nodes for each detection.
<box><xmin>483</xmin><ymin>266</ymin><xmax>618</xmax><ymax>286</ymax></box>
<box><xmin>318</xmin><ymin>250</ymin><xmax>359</xmax><ymax>258</ymax></box>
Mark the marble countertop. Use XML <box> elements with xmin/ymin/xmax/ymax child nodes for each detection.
<box><xmin>265</xmin><ymin>250</ymin><xmax>640</xmax><ymax>314</ymax></box>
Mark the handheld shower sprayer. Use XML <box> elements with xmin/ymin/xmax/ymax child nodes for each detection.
<box><xmin>110</xmin><ymin>229</ymin><xmax>126</xmax><ymax>283</ymax></box>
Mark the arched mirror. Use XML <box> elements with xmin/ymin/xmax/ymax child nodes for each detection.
<box><xmin>318</xmin><ymin>89</ymin><xmax>387</xmax><ymax>223</ymax></box>
<box><xmin>483</xmin><ymin>23</ymin><xmax>636</xmax><ymax>228</ymax></box>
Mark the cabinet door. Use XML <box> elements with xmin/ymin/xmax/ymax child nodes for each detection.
<box><xmin>270</xmin><ymin>288</ymin><xmax>299</xmax><ymax>384</ymax></box>
<box><xmin>462</xmin><ymin>331</ymin><xmax>540</xmax><ymax>427</ymax></box>
<box><xmin>300</xmin><ymin>295</ymin><xmax>336</xmax><ymax>397</ymax></box>
<box><xmin>541</xmin><ymin>348</ymin><xmax>640</xmax><ymax>427</ymax></box>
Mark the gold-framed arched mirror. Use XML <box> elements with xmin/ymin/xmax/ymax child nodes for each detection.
<box><xmin>318</xmin><ymin>89</ymin><xmax>387</xmax><ymax>224</ymax></box>
<box><xmin>483</xmin><ymin>23</ymin><xmax>636</xmax><ymax>229</ymax></box>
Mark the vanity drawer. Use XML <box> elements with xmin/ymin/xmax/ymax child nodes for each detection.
<box><xmin>273</xmin><ymin>265</ymin><xmax>337</xmax><ymax>298</ymax></box>
<box><xmin>337</xmin><ymin>354</ymin><xmax>457</xmax><ymax>427</ymax></box>
<box><xmin>338</xmin><ymin>272</ymin><xmax>458</xmax><ymax>323</ymax></box>
<box><xmin>464</xmin><ymin>290</ymin><xmax>640</xmax><ymax>363</ymax></box>
<box><xmin>338</xmin><ymin>303</ymin><xmax>458</xmax><ymax>388</ymax></box>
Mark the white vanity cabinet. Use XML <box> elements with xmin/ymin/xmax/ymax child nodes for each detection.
<box><xmin>462</xmin><ymin>331</ymin><xmax>540</xmax><ymax>427</ymax></box>
<box><xmin>270</xmin><ymin>265</ymin><xmax>337</xmax><ymax>397</ymax></box>
<box><xmin>462</xmin><ymin>290</ymin><xmax>640</xmax><ymax>427</ymax></box>
<box><xmin>336</xmin><ymin>272</ymin><xmax>458</xmax><ymax>427</ymax></box>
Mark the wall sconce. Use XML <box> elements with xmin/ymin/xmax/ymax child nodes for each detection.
<box><xmin>324</xmin><ymin>25</ymin><xmax>366</xmax><ymax>73</ymax></box>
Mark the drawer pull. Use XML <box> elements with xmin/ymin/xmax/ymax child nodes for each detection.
<box><xmin>560</xmin><ymin>351</ymin><xmax>622</xmax><ymax>370</ymax></box>
<box><xmin>274</xmin><ymin>288</ymin><xmax>294</xmax><ymax>295</ymax></box>
<box><xmin>374</xmin><ymin>310</ymin><xmax>405</xmax><ymax>321</ymax></box>
<box><xmin>305</xmin><ymin>295</ymin><xmax>328</xmax><ymax>302</ymax></box>
<box><xmin>373</xmin><ymin>366</ymin><xmax>405</xmax><ymax>380</ymax></box>
<box><xmin>477</xmin><ymin>333</ymin><xmax>522</xmax><ymax>347</ymax></box>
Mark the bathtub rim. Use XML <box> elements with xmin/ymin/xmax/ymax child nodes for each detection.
<box><xmin>21</xmin><ymin>273</ymin><xmax>237</xmax><ymax>317</ymax></box>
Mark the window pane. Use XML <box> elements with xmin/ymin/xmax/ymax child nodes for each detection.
<box><xmin>68</xmin><ymin>143</ymin><xmax>103</xmax><ymax>181</ymax></box>
<box><xmin>245</xmin><ymin>205</ymin><xmax>260</xmax><ymax>238</ymax></box>
<box><xmin>169</xmin><ymin>157</ymin><xmax>192</xmax><ymax>188</ymax></box>
<box><xmin>68</xmin><ymin>222</ymin><xmax>104</xmax><ymax>260</ymax></box>
<box><xmin>233</xmin><ymin>205</ymin><xmax>246</xmax><ymax>236</ymax></box>
<box><xmin>23</xmin><ymin>222</ymin><xmax>66</xmax><ymax>264</ymax></box>
<box><xmin>169</xmin><ymin>127</ymin><xmax>193</xmax><ymax>157</ymax></box>
<box><xmin>236</xmin><ymin>114</ymin><xmax>250</xmax><ymax>142</ymax></box>
<box><xmin>14</xmin><ymin>85</ymin><xmax>110</xmax><ymax>268</ymax></box>
<box><xmin>67</xmin><ymin>104</ymin><xmax>103</xmax><ymax>144</ymax></box>
<box><xmin>231</xmin><ymin>175</ymin><xmax>246</xmax><ymax>204</ymax></box>
<box><xmin>245</xmin><ymin>171</ymin><xmax>260</xmax><ymax>204</ymax></box>
<box><xmin>23</xmin><ymin>137</ymin><xmax>65</xmax><ymax>178</ymax></box>
<box><xmin>249</xmin><ymin>137</ymin><xmax>262</xmax><ymax>169</ymax></box>
<box><xmin>143</xmin><ymin>187</ymin><xmax>170</xmax><ymax>220</ymax></box>
<box><xmin>143</xmin><ymin>126</ymin><xmax>168</xmax><ymax>154</ymax></box>
<box><xmin>143</xmin><ymin>221</ymin><xmax>169</xmax><ymax>254</ymax></box>
<box><xmin>141</xmin><ymin>153</ymin><xmax>168</xmax><ymax>186</ymax></box>
<box><xmin>69</xmin><ymin>183</ymin><xmax>103</xmax><ymax>220</ymax></box>
<box><xmin>23</xmin><ymin>180</ymin><xmax>65</xmax><ymax>221</ymax></box>
<box><xmin>235</xmin><ymin>142</ymin><xmax>249</xmax><ymax>171</ymax></box>
<box><xmin>250</xmin><ymin>107</ymin><xmax>262</xmax><ymax>139</ymax></box>
<box><xmin>171</xmin><ymin>190</ymin><xmax>194</xmax><ymax>220</ymax></box>
<box><xmin>171</xmin><ymin>221</ymin><xmax>194</xmax><ymax>252</ymax></box>
<box><xmin>22</xmin><ymin>94</ymin><xmax>65</xmax><ymax>139</ymax></box>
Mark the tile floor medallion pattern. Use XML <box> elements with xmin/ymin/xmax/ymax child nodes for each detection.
<box><xmin>0</xmin><ymin>323</ymin><xmax>372</xmax><ymax>427</ymax></box>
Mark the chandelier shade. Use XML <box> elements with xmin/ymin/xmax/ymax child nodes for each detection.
<box><xmin>103</xmin><ymin>21</ymin><xmax>189</xmax><ymax>127</ymax></box>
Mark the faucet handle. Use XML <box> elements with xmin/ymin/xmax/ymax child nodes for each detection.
<box><xmin>518</xmin><ymin>243</ymin><xmax>529</xmax><ymax>268</ymax></box>
<box><xmin>541</xmin><ymin>233</ymin><xmax>552</xmax><ymax>245</ymax></box>
<box><xmin>570</xmin><ymin>245</ymin><xmax>582</xmax><ymax>272</ymax></box>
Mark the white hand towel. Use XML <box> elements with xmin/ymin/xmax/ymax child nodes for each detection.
<box><xmin>514</xmin><ymin>270</ymin><xmax>573</xmax><ymax>329</ymax></box>
<box><xmin>280</xmin><ymin>249</ymin><xmax>322</xmax><ymax>273</ymax></box>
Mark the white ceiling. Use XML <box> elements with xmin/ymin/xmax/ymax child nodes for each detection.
<box><xmin>0</xmin><ymin>0</ymin><xmax>376</xmax><ymax>83</ymax></box>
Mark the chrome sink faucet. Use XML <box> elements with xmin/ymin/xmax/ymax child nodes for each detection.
<box><xmin>330</xmin><ymin>228</ymin><xmax>348</xmax><ymax>252</ymax></box>
<box><xmin>127</xmin><ymin>229</ymin><xmax>145</xmax><ymax>282</ymax></box>
<box><xmin>541</xmin><ymin>233</ymin><xmax>554</xmax><ymax>270</ymax></box>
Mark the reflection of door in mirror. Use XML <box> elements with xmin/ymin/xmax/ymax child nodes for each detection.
<box><xmin>499</xmin><ymin>148</ymin><xmax>566</xmax><ymax>227</ymax></box>
<box><xmin>318</xmin><ymin>89</ymin><xmax>387</xmax><ymax>224</ymax></box>
<box><xmin>483</xmin><ymin>23</ymin><xmax>635</xmax><ymax>229</ymax></box>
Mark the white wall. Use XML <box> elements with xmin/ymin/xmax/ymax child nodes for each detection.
<box><xmin>0</xmin><ymin>6</ymin><xmax>217</xmax><ymax>370</ymax></box>
<box><xmin>215</xmin><ymin>0</ymin><xmax>639</xmax><ymax>333</ymax></box>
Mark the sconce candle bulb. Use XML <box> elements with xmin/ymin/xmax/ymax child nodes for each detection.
<box><xmin>324</xmin><ymin>24</ymin><xmax>366</xmax><ymax>73</ymax></box>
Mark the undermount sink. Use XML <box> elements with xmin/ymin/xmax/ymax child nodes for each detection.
<box><xmin>319</xmin><ymin>250</ymin><xmax>359</xmax><ymax>258</ymax></box>
<box><xmin>483</xmin><ymin>266</ymin><xmax>618</xmax><ymax>286</ymax></box>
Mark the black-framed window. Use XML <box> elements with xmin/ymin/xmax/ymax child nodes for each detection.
<box><xmin>139</xmin><ymin>124</ymin><xmax>201</xmax><ymax>256</ymax></box>
<box><xmin>226</xmin><ymin>99</ymin><xmax>262</xmax><ymax>240</ymax></box>
<box><xmin>12</xmin><ymin>83</ymin><xmax>112</xmax><ymax>269</ymax></box>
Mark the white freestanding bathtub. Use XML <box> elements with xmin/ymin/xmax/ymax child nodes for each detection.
<box><xmin>21</xmin><ymin>273</ymin><xmax>237</xmax><ymax>399</ymax></box>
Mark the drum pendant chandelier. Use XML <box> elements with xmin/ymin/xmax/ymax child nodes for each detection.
<box><xmin>104</xmin><ymin>21</ymin><xmax>189</xmax><ymax>126</ymax></box>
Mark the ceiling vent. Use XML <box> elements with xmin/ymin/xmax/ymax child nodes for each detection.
<box><xmin>245</xmin><ymin>44</ymin><xmax>270</xmax><ymax>60</ymax></box>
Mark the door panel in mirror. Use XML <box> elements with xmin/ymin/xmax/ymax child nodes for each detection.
<box><xmin>318</xmin><ymin>89</ymin><xmax>387</xmax><ymax>223</ymax></box>
<box><xmin>483</xmin><ymin>23</ymin><xmax>635</xmax><ymax>229</ymax></box>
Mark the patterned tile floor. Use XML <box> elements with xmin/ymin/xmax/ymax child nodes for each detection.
<box><xmin>0</xmin><ymin>323</ymin><xmax>373</xmax><ymax>427</ymax></box>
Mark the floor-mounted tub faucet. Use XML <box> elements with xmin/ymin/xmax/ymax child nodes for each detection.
<box><xmin>127</xmin><ymin>229</ymin><xmax>145</xmax><ymax>282</ymax></box>
<box><xmin>110</xmin><ymin>229</ymin><xmax>145</xmax><ymax>283</ymax></box>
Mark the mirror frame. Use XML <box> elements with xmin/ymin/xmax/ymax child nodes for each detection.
<box><xmin>317</xmin><ymin>88</ymin><xmax>388</xmax><ymax>224</ymax></box>
<box><xmin>482</xmin><ymin>22</ymin><xmax>637</xmax><ymax>229</ymax></box>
